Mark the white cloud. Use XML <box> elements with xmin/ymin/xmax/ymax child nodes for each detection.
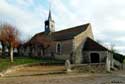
<box><xmin>0</xmin><ymin>0</ymin><xmax>125</xmax><ymax>54</ymax></box>
<box><xmin>63</xmin><ymin>0</ymin><xmax>125</xmax><ymax>54</ymax></box>
<box><xmin>0</xmin><ymin>0</ymin><xmax>47</xmax><ymax>40</ymax></box>
<box><xmin>115</xmin><ymin>37</ymin><xmax>125</xmax><ymax>42</ymax></box>
<box><xmin>49</xmin><ymin>0</ymin><xmax>82</xmax><ymax>30</ymax></box>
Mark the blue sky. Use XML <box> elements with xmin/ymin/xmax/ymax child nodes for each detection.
<box><xmin>0</xmin><ymin>0</ymin><xmax>125</xmax><ymax>54</ymax></box>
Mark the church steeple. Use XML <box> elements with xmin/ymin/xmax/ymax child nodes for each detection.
<box><xmin>44</xmin><ymin>10</ymin><xmax>55</xmax><ymax>34</ymax></box>
<box><xmin>48</xmin><ymin>10</ymin><xmax>52</xmax><ymax>20</ymax></box>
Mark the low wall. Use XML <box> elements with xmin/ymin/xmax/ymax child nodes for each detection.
<box><xmin>55</xmin><ymin>54</ymin><xmax>70</xmax><ymax>60</ymax></box>
<box><xmin>71</xmin><ymin>63</ymin><xmax>106</xmax><ymax>73</ymax></box>
<box><xmin>0</xmin><ymin>64</ymin><xmax>32</xmax><ymax>77</ymax></box>
<box><xmin>113</xmin><ymin>59</ymin><xmax>123</xmax><ymax>70</ymax></box>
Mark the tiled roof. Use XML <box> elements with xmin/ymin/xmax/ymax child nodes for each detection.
<box><xmin>24</xmin><ymin>23</ymin><xmax>90</xmax><ymax>47</ymax></box>
<box><xmin>24</xmin><ymin>32</ymin><xmax>54</xmax><ymax>48</ymax></box>
<box><xmin>52</xmin><ymin>23</ymin><xmax>90</xmax><ymax>41</ymax></box>
<box><xmin>83</xmin><ymin>37</ymin><xmax>108</xmax><ymax>51</ymax></box>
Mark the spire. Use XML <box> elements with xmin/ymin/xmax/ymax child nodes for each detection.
<box><xmin>48</xmin><ymin>9</ymin><xmax>52</xmax><ymax>20</ymax></box>
<box><xmin>44</xmin><ymin>3</ymin><xmax>55</xmax><ymax>33</ymax></box>
<box><xmin>48</xmin><ymin>0</ymin><xmax>52</xmax><ymax>20</ymax></box>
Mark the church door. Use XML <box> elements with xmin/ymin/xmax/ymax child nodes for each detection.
<box><xmin>90</xmin><ymin>53</ymin><xmax>100</xmax><ymax>63</ymax></box>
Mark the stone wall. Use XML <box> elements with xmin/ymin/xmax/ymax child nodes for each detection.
<box><xmin>61</xmin><ymin>39</ymin><xmax>73</xmax><ymax>54</ymax></box>
<box><xmin>71</xmin><ymin>64</ymin><xmax>106</xmax><ymax>73</ymax></box>
<box><xmin>82</xmin><ymin>51</ymin><xmax>107</xmax><ymax>63</ymax></box>
<box><xmin>81</xmin><ymin>51</ymin><xmax>114</xmax><ymax>72</ymax></box>
<box><xmin>73</xmin><ymin>24</ymin><xmax>94</xmax><ymax>51</ymax></box>
<box><xmin>49</xmin><ymin>39</ymin><xmax>73</xmax><ymax>60</ymax></box>
<box><xmin>55</xmin><ymin>54</ymin><xmax>70</xmax><ymax>60</ymax></box>
<box><xmin>73</xmin><ymin>24</ymin><xmax>94</xmax><ymax>64</ymax></box>
<box><xmin>113</xmin><ymin>59</ymin><xmax>123</xmax><ymax>70</ymax></box>
<box><xmin>55</xmin><ymin>24</ymin><xmax>94</xmax><ymax>62</ymax></box>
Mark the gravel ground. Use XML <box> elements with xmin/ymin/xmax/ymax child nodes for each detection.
<box><xmin>0</xmin><ymin>65</ymin><xmax>125</xmax><ymax>84</ymax></box>
<box><xmin>0</xmin><ymin>73</ymin><xmax>125</xmax><ymax>84</ymax></box>
<box><xmin>5</xmin><ymin>65</ymin><xmax>65</xmax><ymax>77</ymax></box>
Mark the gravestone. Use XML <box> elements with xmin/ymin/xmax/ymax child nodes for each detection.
<box><xmin>65</xmin><ymin>59</ymin><xmax>71</xmax><ymax>72</ymax></box>
<box><xmin>0</xmin><ymin>73</ymin><xmax>4</xmax><ymax>77</ymax></box>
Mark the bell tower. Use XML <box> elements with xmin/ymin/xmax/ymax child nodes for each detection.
<box><xmin>44</xmin><ymin>10</ymin><xmax>55</xmax><ymax>34</ymax></box>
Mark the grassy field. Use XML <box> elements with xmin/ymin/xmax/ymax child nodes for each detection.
<box><xmin>0</xmin><ymin>57</ymin><xmax>64</xmax><ymax>72</ymax></box>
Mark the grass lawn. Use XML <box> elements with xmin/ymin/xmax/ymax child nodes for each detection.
<box><xmin>0</xmin><ymin>57</ymin><xmax>64</xmax><ymax>72</ymax></box>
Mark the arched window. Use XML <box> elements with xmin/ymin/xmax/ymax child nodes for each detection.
<box><xmin>56</xmin><ymin>43</ymin><xmax>61</xmax><ymax>54</ymax></box>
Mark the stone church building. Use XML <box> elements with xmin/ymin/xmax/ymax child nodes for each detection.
<box><xmin>19</xmin><ymin>10</ymin><xmax>114</xmax><ymax>71</ymax></box>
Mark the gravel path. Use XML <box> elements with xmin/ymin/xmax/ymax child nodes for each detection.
<box><xmin>0</xmin><ymin>65</ymin><xmax>125</xmax><ymax>84</ymax></box>
<box><xmin>5</xmin><ymin>65</ymin><xmax>65</xmax><ymax>77</ymax></box>
<box><xmin>0</xmin><ymin>73</ymin><xmax>125</xmax><ymax>84</ymax></box>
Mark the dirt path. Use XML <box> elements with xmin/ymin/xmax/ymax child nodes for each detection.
<box><xmin>0</xmin><ymin>65</ymin><xmax>125</xmax><ymax>84</ymax></box>
<box><xmin>0</xmin><ymin>72</ymin><xmax>125</xmax><ymax>84</ymax></box>
<box><xmin>5</xmin><ymin>65</ymin><xmax>65</xmax><ymax>77</ymax></box>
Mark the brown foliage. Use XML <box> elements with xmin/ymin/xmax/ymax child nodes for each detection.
<box><xmin>0</xmin><ymin>23</ymin><xmax>20</xmax><ymax>48</ymax></box>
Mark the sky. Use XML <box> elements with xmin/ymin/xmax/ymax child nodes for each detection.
<box><xmin>0</xmin><ymin>0</ymin><xmax>125</xmax><ymax>55</ymax></box>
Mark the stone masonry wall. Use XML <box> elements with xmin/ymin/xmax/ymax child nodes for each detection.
<box><xmin>82</xmin><ymin>51</ymin><xmax>107</xmax><ymax>63</ymax></box>
<box><xmin>73</xmin><ymin>24</ymin><xmax>94</xmax><ymax>51</ymax></box>
<box><xmin>71</xmin><ymin>64</ymin><xmax>106</xmax><ymax>73</ymax></box>
<box><xmin>52</xmin><ymin>39</ymin><xmax>73</xmax><ymax>60</ymax></box>
<box><xmin>73</xmin><ymin>24</ymin><xmax>94</xmax><ymax>64</ymax></box>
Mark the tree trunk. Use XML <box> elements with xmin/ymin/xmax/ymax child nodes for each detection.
<box><xmin>1</xmin><ymin>42</ymin><xmax>5</xmax><ymax>56</ymax></box>
<box><xmin>43</xmin><ymin>48</ymin><xmax>45</xmax><ymax>56</ymax></box>
<box><xmin>10</xmin><ymin>46</ymin><xmax>14</xmax><ymax>62</ymax></box>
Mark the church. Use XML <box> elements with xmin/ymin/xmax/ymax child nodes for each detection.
<box><xmin>19</xmin><ymin>10</ymin><xmax>114</xmax><ymax>71</ymax></box>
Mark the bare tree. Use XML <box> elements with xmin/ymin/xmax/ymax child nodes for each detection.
<box><xmin>96</xmin><ymin>39</ymin><xmax>117</xmax><ymax>53</ymax></box>
<box><xmin>108</xmin><ymin>43</ymin><xmax>117</xmax><ymax>53</ymax></box>
<box><xmin>0</xmin><ymin>23</ymin><xmax>20</xmax><ymax>62</ymax></box>
<box><xmin>0</xmin><ymin>24</ymin><xmax>6</xmax><ymax>56</ymax></box>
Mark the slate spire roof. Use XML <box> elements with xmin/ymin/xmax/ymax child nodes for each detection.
<box><xmin>48</xmin><ymin>9</ymin><xmax>52</xmax><ymax>20</ymax></box>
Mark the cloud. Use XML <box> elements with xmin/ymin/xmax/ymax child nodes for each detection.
<box><xmin>62</xmin><ymin>0</ymin><xmax>125</xmax><ymax>54</ymax></box>
<box><xmin>49</xmin><ymin>0</ymin><xmax>83</xmax><ymax>30</ymax></box>
<box><xmin>0</xmin><ymin>0</ymin><xmax>125</xmax><ymax>54</ymax></box>
<box><xmin>0</xmin><ymin>0</ymin><xmax>47</xmax><ymax>40</ymax></box>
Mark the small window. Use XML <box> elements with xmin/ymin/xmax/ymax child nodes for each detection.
<box><xmin>56</xmin><ymin>43</ymin><xmax>61</xmax><ymax>54</ymax></box>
